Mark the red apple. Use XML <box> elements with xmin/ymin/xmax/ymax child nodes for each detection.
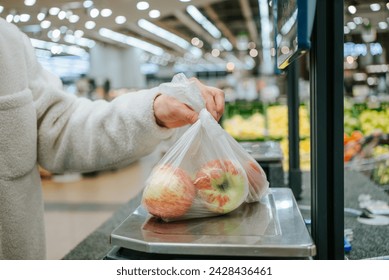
<box><xmin>245</xmin><ymin>161</ymin><xmax>269</xmax><ymax>203</ymax></box>
<box><xmin>142</xmin><ymin>165</ymin><xmax>196</xmax><ymax>220</ymax></box>
<box><xmin>193</xmin><ymin>159</ymin><xmax>248</xmax><ymax>214</ymax></box>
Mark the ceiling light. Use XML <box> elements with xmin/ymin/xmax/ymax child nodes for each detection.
<box><xmin>6</xmin><ymin>14</ymin><xmax>13</xmax><ymax>22</ymax></box>
<box><xmin>69</xmin><ymin>14</ymin><xmax>80</xmax><ymax>23</ymax></box>
<box><xmin>180</xmin><ymin>0</ymin><xmax>191</xmax><ymax>2</ymax></box>
<box><xmin>370</xmin><ymin>3</ymin><xmax>381</xmax><ymax>11</ymax></box>
<box><xmin>149</xmin><ymin>9</ymin><xmax>160</xmax><ymax>18</ymax></box>
<box><xmin>58</xmin><ymin>10</ymin><xmax>66</xmax><ymax>20</ymax></box>
<box><xmin>59</xmin><ymin>26</ymin><xmax>68</xmax><ymax>34</ymax></box>
<box><xmin>49</xmin><ymin>7</ymin><xmax>60</xmax><ymax>16</ymax></box>
<box><xmin>24</xmin><ymin>0</ymin><xmax>36</xmax><ymax>6</ymax></box>
<box><xmin>346</xmin><ymin>56</ymin><xmax>354</xmax><ymax>64</ymax></box>
<box><xmin>348</xmin><ymin>5</ymin><xmax>357</xmax><ymax>14</ymax></box>
<box><xmin>137</xmin><ymin>1</ymin><xmax>149</xmax><ymax>10</ymax></box>
<box><xmin>85</xmin><ymin>20</ymin><xmax>96</xmax><ymax>29</ymax></box>
<box><xmin>191</xmin><ymin>37</ymin><xmax>200</xmax><ymax>46</ymax></box>
<box><xmin>52</xmin><ymin>29</ymin><xmax>61</xmax><ymax>39</ymax></box>
<box><xmin>90</xmin><ymin>8</ymin><xmax>99</xmax><ymax>18</ymax></box>
<box><xmin>40</xmin><ymin>20</ymin><xmax>51</xmax><ymax>29</ymax></box>
<box><xmin>378</xmin><ymin>21</ymin><xmax>388</xmax><ymax>29</ymax></box>
<box><xmin>347</xmin><ymin>22</ymin><xmax>357</xmax><ymax>30</ymax></box>
<box><xmin>226</xmin><ymin>62</ymin><xmax>235</xmax><ymax>72</ymax></box>
<box><xmin>138</xmin><ymin>19</ymin><xmax>190</xmax><ymax>50</ymax></box>
<box><xmin>249</xmin><ymin>49</ymin><xmax>258</xmax><ymax>57</ymax></box>
<box><xmin>30</xmin><ymin>38</ymin><xmax>88</xmax><ymax>57</ymax></box>
<box><xmin>353</xmin><ymin>17</ymin><xmax>363</xmax><ymax>25</ymax></box>
<box><xmin>74</xmin><ymin>30</ymin><xmax>84</xmax><ymax>38</ymax></box>
<box><xmin>0</xmin><ymin>6</ymin><xmax>3</xmax><ymax>14</ymax></box>
<box><xmin>344</xmin><ymin>26</ymin><xmax>350</xmax><ymax>34</ymax></box>
<box><xmin>64</xmin><ymin>34</ymin><xmax>96</xmax><ymax>48</ymax></box>
<box><xmin>99</xmin><ymin>28</ymin><xmax>164</xmax><ymax>56</ymax></box>
<box><xmin>66</xmin><ymin>11</ymin><xmax>73</xmax><ymax>19</ymax></box>
<box><xmin>101</xmin><ymin>8</ymin><xmax>112</xmax><ymax>17</ymax></box>
<box><xmin>20</xmin><ymin>14</ymin><xmax>30</xmax><ymax>22</ymax></box>
<box><xmin>281</xmin><ymin>46</ymin><xmax>290</xmax><ymax>54</ymax></box>
<box><xmin>248</xmin><ymin>42</ymin><xmax>256</xmax><ymax>49</ymax></box>
<box><xmin>191</xmin><ymin>38</ymin><xmax>204</xmax><ymax>48</ymax></box>
<box><xmin>387</xmin><ymin>3</ymin><xmax>389</xmax><ymax>9</ymax></box>
<box><xmin>211</xmin><ymin>49</ymin><xmax>220</xmax><ymax>57</ymax></box>
<box><xmin>186</xmin><ymin>5</ymin><xmax>221</xmax><ymax>39</ymax></box>
<box><xmin>220</xmin><ymin>37</ymin><xmax>233</xmax><ymax>51</ymax></box>
<box><xmin>37</xmin><ymin>12</ymin><xmax>45</xmax><ymax>21</ymax></box>
<box><xmin>83</xmin><ymin>1</ymin><xmax>93</xmax><ymax>9</ymax></box>
<box><xmin>13</xmin><ymin>15</ymin><xmax>20</xmax><ymax>23</ymax></box>
<box><xmin>115</xmin><ymin>16</ymin><xmax>126</xmax><ymax>24</ymax></box>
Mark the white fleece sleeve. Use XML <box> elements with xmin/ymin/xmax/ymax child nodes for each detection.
<box><xmin>21</xmin><ymin>35</ymin><xmax>174</xmax><ymax>173</ymax></box>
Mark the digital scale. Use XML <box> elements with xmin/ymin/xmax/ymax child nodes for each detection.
<box><xmin>105</xmin><ymin>188</ymin><xmax>315</xmax><ymax>259</ymax></box>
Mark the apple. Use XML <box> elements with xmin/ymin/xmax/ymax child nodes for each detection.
<box><xmin>245</xmin><ymin>161</ymin><xmax>269</xmax><ymax>203</ymax></box>
<box><xmin>193</xmin><ymin>159</ymin><xmax>248</xmax><ymax>214</ymax></box>
<box><xmin>142</xmin><ymin>164</ymin><xmax>196</xmax><ymax>220</ymax></box>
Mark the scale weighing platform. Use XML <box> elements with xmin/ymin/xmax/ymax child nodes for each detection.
<box><xmin>105</xmin><ymin>188</ymin><xmax>315</xmax><ymax>259</ymax></box>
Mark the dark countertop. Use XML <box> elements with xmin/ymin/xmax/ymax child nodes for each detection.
<box><xmin>63</xmin><ymin>170</ymin><xmax>389</xmax><ymax>260</ymax></box>
<box><xmin>298</xmin><ymin>171</ymin><xmax>389</xmax><ymax>260</ymax></box>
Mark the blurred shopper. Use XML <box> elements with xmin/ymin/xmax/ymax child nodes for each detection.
<box><xmin>0</xmin><ymin>18</ymin><xmax>224</xmax><ymax>259</ymax></box>
<box><xmin>103</xmin><ymin>78</ymin><xmax>111</xmax><ymax>101</ymax></box>
<box><xmin>75</xmin><ymin>74</ymin><xmax>90</xmax><ymax>98</ymax></box>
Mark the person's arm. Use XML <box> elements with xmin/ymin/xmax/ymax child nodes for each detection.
<box><xmin>22</xmin><ymin>35</ymin><xmax>174</xmax><ymax>173</ymax></box>
<box><xmin>22</xmin><ymin>35</ymin><xmax>224</xmax><ymax>173</ymax></box>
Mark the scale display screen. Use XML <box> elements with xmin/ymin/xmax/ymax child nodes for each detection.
<box><xmin>276</xmin><ymin>0</ymin><xmax>316</xmax><ymax>69</ymax></box>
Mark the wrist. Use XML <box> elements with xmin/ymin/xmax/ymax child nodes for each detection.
<box><xmin>153</xmin><ymin>93</ymin><xmax>166</xmax><ymax>127</ymax></box>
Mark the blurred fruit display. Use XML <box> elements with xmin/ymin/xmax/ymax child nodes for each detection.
<box><xmin>280</xmin><ymin>138</ymin><xmax>311</xmax><ymax>171</ymax></box>
<box><xmin>222</xmin><ymin>103</ymin><xmax>310</xmax><ymax>141</ymax></box>
<box><xmin>267</xmin><ymin>105</ymin><xmax>288</xmax><ymax>139</ymax></box>
<box><xmin>222</xmin><ymin>98</ymin><xmax>389</xmax><ymax>181</ymax></box>
<box><xmin>222</xmin><ymin>102</ymin><xmax>310</xmax><ymax>171</ymax></box>
<box><xmin>345</xmin><ymin>133</ymin><xmax>389</xmax><ymax>189</ymax></box>
<box><xmin>359</xmin><ymin>110</ymin><xmax>389</xmax><ymax>135</ymax></box>
<box><xmin>223</xmin><ymin>113</ymin><xmax>266</xmax><ymax>140</ymax></box>
<box><xmin>344</xmin><ymin>99</ymin><xmax>389</xmax><ymax>136</ymax></box>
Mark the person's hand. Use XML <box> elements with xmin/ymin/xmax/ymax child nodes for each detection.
<box><xmin>153</xmin><ymin>94</ymin><xmax>198</xmax><ymax>128</ymax></box>
<box><xmin>153</xmin><ymin>78</ymin><xmax>225</xmax><ymax>128</ymax></box>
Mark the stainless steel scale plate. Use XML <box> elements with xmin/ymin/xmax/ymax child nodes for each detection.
<box><xmin>111</xmin><ymin>188</ymin><xmax>316</xmax><ymax>257</ymax></box>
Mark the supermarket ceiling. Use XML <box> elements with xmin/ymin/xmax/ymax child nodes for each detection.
<box><xmin>0</xmin><ymin>0</ymin><xmax>264</xmax><ymax>61</ymax></box>
<box><xmin>1</xmin><ymin>0</ymin><xmax>389</xmax><ymax>70</ymax></box>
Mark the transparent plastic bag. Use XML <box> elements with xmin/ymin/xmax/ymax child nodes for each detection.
<box><xmin>223</xmin><ymin>133</ymin><xmax>270</xmax><ymax>203</ymax></box>
<box><xmin>158</xmin><ymin>73</ymin><xmax>205</xmax><ymax>112</ymax></box>
<box><xmin>142</xmin><ymin>109</ymin><xmax>269</xmax><ymax>221</ymax></box>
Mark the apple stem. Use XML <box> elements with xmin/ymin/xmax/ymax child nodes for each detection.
<box><xmin>220</xmin><ymin>182</ymin><xmax>228</xmax><ymax>192</ymax></box>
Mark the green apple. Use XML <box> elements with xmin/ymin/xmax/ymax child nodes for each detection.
<box><xmin>194</xmin><ymin>159</ymin><xmax>248</xmax><ymax>214</ymax></box>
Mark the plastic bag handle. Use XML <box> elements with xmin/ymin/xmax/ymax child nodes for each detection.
<box><xmin>199</xmin><ymin>109</ymin><xmax>224</xmax><ymax>138</ymax></box>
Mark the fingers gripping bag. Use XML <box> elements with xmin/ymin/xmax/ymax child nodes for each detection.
<box><xmin>141</xmin><ymin>108</ymin><xmax>269</xmax><ymax>222</ymax></box>
<box><xmin>157</xmin><ymin>73</ymin><xmax>205</xmax><ymax>149</ymax></box>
